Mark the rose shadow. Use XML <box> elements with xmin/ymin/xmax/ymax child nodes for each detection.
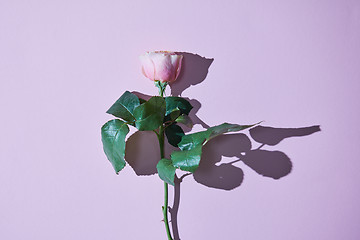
<box><xmin>124</xmin><ymin>52</ymin><xmax>321</xmax><ymax>240</ymax></box>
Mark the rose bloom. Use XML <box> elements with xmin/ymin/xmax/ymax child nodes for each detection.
<box><xmin>139</xmin><ymin>51</ymin><xmax>183</xmax><ymax>83</ymax></box>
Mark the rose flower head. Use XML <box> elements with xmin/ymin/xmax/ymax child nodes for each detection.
<box><xmin>139</xmin><ymin>51</ymin><xmax>183</xmax><ymax>83</ymax></box>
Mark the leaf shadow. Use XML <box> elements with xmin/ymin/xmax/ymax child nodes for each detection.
<box><xmin>194</xmin><ymin>125</ymin><xmax>321</xmax><ymax>190</ymax></box>
<box><xmin>125</xmin><ymin>131</ymin><xmax>177</xmax><ymax>176</ymax></box>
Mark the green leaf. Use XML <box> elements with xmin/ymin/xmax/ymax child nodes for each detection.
<box><xmin>101</xmin><ymin>119</ymin><xmax>130</xmax><ymax>174</ymax></box>
<box><xmin>171</xmin><ymin>122</ymin><xmax>260</xmax><ymax>172</ymax></box>
<box><xmin>165</xmin><ymin>124</ymin><xmax>185</xmax><ymax>147</ymax></box>
<box><xmin>207</xmin><ymin>123</ymin><xmax>257</xmax><ymax>140</ymax></box>
<box><xmin>175</xmin><ymin>114</ymin><xmax>193</xmax><ymax>128</ymax></box>
<box><xmin>177</xmin><ymin>131</ymin><xmax>211</xmax><ymax>151</ymax></box>
<box><xmin>163</xmin><ymin>109</ymin><xmax>181</xmax><ymax>123</ymax></box>
<box><xmin>156</xmin><ymin>158</ymin><xmax>176</xmax><ymax>185</ymax></box>
<box><xmin>178</xmin><ymin>123</ymin><xmax>259</xmax><ymax>151</ymax></box>
<box><xmin>133</xmin><ymin>96</ymin><xmax>166</xmax><ymax>131</ymax></box>
<box><xmin>165</xmin><ymin>97</ymin><xmax>193</xmax><ymax>116</ymax></box>
<box><xmin>169</xmin><ymin>109</ymin><xmax>181</xmax><ymax>121</ymax></box>
<box><xmin>106</xmin><ymin>91</ymin><xmax>140</xmax><ymax>123</ymax></box>
<box><xmin>171</xmin><ymin>145</ymin><xmax>202</xmax><ymax>173</ymax></box>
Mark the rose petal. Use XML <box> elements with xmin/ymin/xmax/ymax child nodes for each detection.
<box><xmin>151</xmin><ymin>53</ymin><xmax>174</xmax><ymax>82</ymax></box>
<box><xmin>170</xmin><ymin>55</ymin><xmax>183</xmax><ymax>81</ymax></box>
<box><xmin>139</xmin><ymin>54</ymin><xmax>155</xmax><ymax>81</ymax></box>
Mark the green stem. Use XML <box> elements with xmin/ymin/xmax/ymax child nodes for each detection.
<box><xmin>157</xmin><ymin>84</ymin><xmax>173</xmax><ymax>240</ymax></box>
<box><xmin>155</xmin><ymin>81</ymin><xmax>168</xmax><ymax>97</ymax></box>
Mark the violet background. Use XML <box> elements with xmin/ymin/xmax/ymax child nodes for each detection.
<box><xmin>1</xmin><ymin>0</ymin><xmax>360</xmax><ymax>239</ymax></box>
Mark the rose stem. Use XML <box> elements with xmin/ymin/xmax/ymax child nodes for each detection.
<box><xmin>157</xmin><ymin>82</ymin><xmax>173</xmax><ymax>240</ymax></box>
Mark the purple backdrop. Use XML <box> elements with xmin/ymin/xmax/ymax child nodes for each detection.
<box><xmin>1</xmin><ymin>0</ymin><xmax>360</xmax><ymax>239</ymax></box>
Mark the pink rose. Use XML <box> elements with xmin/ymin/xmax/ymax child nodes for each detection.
<box><xmin>139</xmin><ymin>51</ymin><xmax>183</xmax><ymax>83</ymax></box>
